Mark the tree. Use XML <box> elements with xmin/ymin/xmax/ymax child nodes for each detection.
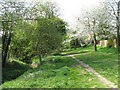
<box><xmin>106</xmin><ymin>0</ymin><xmax>120</xmax><ymax>51</ymax></box>
<box><xmin>79</xmin><ymin>15</ymin><xmax>98</xmax><ymax>51</ymax></box>
<box><xmin>39</xmin><ymin>1</ymin><xmax>59</xmax><ymax>18</ymax></box>
<box><xmin>77</xmin><ymin>3</ymin><xmax>112</xmax><ymax>51</ymax></box>
<box><xmin>10</xmin><ymin>21</ymin><xmax>35</xmax><ymax>64</ymax></box>
<box><xmin>31</xmin><ymin>17</ymin><xmax>66</xmax><ymax>64</ymax></box>
<box><xmin>0</xmin><ymin>0</ymin><xmax>26</xmax><ymax>66</ymax></box>
<box><xmin>1</xmin><ymin>0</ymin><xmax>67</xmax><ymax>66</ymax></box>
<box><xmin>30</xmin><ymin>1</ymin><xmax>67</xmax><ymax>64</ymax></box>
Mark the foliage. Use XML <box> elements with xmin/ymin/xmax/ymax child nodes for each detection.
<box><xmin>31</xmin><ymin>17</ymin><xmax>66</xmax><ymax>63</ymax></box>
<box><xmin>1</xmin><ymin>0</ymin><xmax>29</xmax><ymax>66</ymax></box>
<box><xmin>1</xmin><ymin>0</ymin><xmax>67</xmax><ymax>65</ymax></box>
<box><xmin>106</xmin><ymin>38</ymin><xmax>116</xmax><ymax>48</ymax></box>
<box><xmin>39</xmin><ymin>1</ymin><xmax>59</xmax><ymax>18</ymax></box>
<box><xmin>70</xmin><ymin>38</ymin><xmax>81</xmax><ymax>49</ymax></box>
<box><xmin>76</xmin><ymin>2</ymin><xmax>117</xmax><ymax>51</ymax></box>
<box><xmin>10</xmin><ymin>21</ymin><xmax>34</xmax><ymax>64</ymax></box>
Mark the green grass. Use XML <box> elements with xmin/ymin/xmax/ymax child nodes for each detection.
<box><xmin>68</xmin><ymin>46</ymin><xmax>118</xmax><ymax>86</ymax></box>
<box><xmin>2</xmin><ymin>60</ymin><xmax>30</xmax><ymax>83</ymax></box>
<box><xmin>2</xmin><ymin>56</ymin><xmax>106</xmax><ymax>88</ymax></box>
<box><xmin>1</xmin><ymin>46</ymin><xmax>118</xmax><ymax>88</ymax></box>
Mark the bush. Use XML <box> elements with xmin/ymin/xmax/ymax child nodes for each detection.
<box><xmin>70</xmin><ymin>38</ymin><xmax>81</xmax><ymax>49</ymax></box>
<box><xmin>107</xmin><ymin>39</ymin><xmax>115</xmax><ymax>48</ymax></box>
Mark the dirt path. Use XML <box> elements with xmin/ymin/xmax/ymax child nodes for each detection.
<box><xmin>68</xmin><ymin>55</ymin><xmax>118</xmax><ymax>88</ymax></box>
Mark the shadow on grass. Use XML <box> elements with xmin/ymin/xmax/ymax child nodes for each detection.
<box><xmin>2</xmin><ymin>61</ymin><xmax>30</xmax><ymax>83</ymax></box>
<box><xmin>62</xmin><ymin>49</ymin><xmax>74</xmax><ymax>52</ymax></box>
<box><xmin>53</xmin><ymin>50</ymin><xmax>89</xmax><ymax>56</ymax></box>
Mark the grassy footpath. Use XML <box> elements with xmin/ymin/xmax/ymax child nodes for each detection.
<box><xmin>1</xmin><ymin>56</ymin><xmax>106</xmax><ymax>88</ymax></box>
<box><xmin>62</xmin><ymin>46</ymin><xmax>118</xmax><ymax>86</ymax></box>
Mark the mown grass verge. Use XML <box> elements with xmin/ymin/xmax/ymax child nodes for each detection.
<box><xmin>67</xmin><ymin>46</ymin><xmax>118</xmax><ymax>86</ymax></box>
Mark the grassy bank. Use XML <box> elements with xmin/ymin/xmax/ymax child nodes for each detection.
<box><xmin>2</xmin><ymin>56</ymin><xmax>106</xmax><ymax>88</ymax></box>
<box><xmin>1</xmin><ymin>46</ymin><xmax>118</xmax><ymax>88</ymax></box>
<box><xmin>2</xmin><ymin>60</ymin><xmax>30</xmax><ymax>83</ymax></box>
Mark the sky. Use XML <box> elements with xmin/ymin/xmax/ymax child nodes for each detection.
<box><xmin>24</xmin><ymin>0</ymin><xmax>105</xmax><ymax>29</ymax></box>
<box><xmin>54</xmin><ymin>0</ymin><xmax>105</xmax><ymax>29</ymax></box>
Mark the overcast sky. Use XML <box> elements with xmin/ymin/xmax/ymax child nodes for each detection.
<box><xmin>25</xmin><ymin>0</ymin><xmax>105</xmax><ymax>29</ymax></box>
<box><xmin>54</xmin><ymin>0</ymin><xmax>105</xmax><ymax>29</ymax></box>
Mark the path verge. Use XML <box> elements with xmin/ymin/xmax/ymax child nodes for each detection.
<box><xmin>68</xmin><ymin>55</ymin><xmax>118</xmax><ymax>88</ymax></box>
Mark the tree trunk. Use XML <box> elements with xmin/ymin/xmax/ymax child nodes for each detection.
<box><xmin>74</xmin><ymin>39</ymin><xmax>77</xmax><ymax>49</ymax></box>
<box><xmin>93</xmin><ymin>33</ymin><xmax>97</xmax><ymax>51</ymax></box>
<box><xmin>117</xmin><ymin>23</ymin><xmax>120</xmax><ymax>51</ymax></box>
<box><xmin>39</xmin><ymin>54</ymin><xmax>42</xmax><ymax>65</ymax></box>
<box><xmin>2</xmin><ymin>33</ymin><xmax>12</xmax><ymax>67</ymax></box>
<box><xmin>92</xmin><ymin>17</ymin><xmax>97</xmax><ymax>51</ymax></box>
<box><xmin>117</xmin><ymin>1</ymin><xmax>120</xmax><ymax>53</ymax></box>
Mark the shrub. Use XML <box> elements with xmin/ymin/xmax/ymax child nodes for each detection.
<box><xmin>107</xmin><ymin>39</ymin><xmax>115</xmax><ymax>48</ymax></box>
<box><xmin>70</xmin><ymin>38</ymin><xmax>81</xmax><ymax>49</ymax></box>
